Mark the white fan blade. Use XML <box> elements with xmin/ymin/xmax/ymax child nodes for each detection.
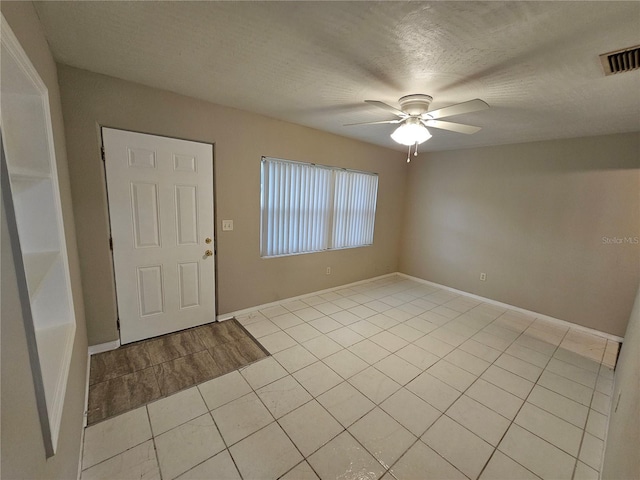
<box><xmin>344</xmin><ymin>119</ymin><xmax>403</xmax><ymax>126</ymax></box>
<box><xmin>365</xmin><ymin>100</ymin><xmax>407</xmax><ymax>118</ymax></box>
<box><xmin>424</xmin><ymin>99</ymin><xmax>489</xmax><ymax>120</ymax></box>
<box><xmin>422</xmin><ymin>119</ymin><xmax>481</xmax><ymax>134</ymax></box>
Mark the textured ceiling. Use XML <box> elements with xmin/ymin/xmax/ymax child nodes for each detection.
<box><xmin>33</xmin><ymin>1</ymin><xmax>640</xmax><ymax>152</ymax></box>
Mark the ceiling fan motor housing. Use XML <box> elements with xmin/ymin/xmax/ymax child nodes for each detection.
<box><xmin>398</xmin><ymin>94</ymin><xmax>433</xmax><ymax>115</ymax></box>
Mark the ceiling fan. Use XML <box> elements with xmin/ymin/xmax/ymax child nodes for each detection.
<box><xmin>346</xmin><ymin>94</ymin><xmax>489</xmax><ymax>162</ymax></box>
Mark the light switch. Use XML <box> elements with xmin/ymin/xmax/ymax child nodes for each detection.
<box><xmin>222</xmin><ymin>220</ymin><xmax>234</xmax><ymax>231</ymax></box>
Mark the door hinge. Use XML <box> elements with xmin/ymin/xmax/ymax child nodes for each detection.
<box><xmin>116</xmin><ymin>318</ymin><xmax>120</xmax><ymax>330</ymax></box>
<box><xmin>109</xmin><ymin>237</ymin><xmax>113</xmax><ymax>250</ymax></box>
<box><xmin>101</xmin><ymin>146</ymin><xmax>105</xmax><ymax>162</ymax></box>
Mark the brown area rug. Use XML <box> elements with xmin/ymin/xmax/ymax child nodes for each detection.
<box><xmin>87</xmin><ymin>319</ymin><xmax>269</xmax><ymax>425</ymax></box>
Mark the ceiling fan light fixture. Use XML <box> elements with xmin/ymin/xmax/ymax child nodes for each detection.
<box><xmin>390</xmin><ymin>119</ymin><xmax>432</xmax><ymax>146</ymax></box>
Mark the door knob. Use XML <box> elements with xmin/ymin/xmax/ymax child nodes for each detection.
<box><xmin>205</xmin><ymin>237</ymin><xmax>212</xmax><ymax>244</ymax></box>
<box><xmin>205</xmin><ymin>249</ymin><xmax>213</xmax><ymax>257</ymax></box>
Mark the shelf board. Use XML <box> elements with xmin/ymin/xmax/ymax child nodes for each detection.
<box><xmin>34</xmin><ymin>321</ymin><xmax>75</xmax><ymax>443</ymax></box>
<box><xmin>24</xmin><ymin>251</ymin><xmax>59</xmax><ymax>297</ymax></box>
<box><xmin>9</xmin><ymin>166</ymin><xmax>51</xmax><ymax>179</ymax></box>
<box><xmin>35</xmin><ymin>322</ymin><xmax>74</xmax><ymax>395</ymax></box>
<box><xmin>9</xmin><ymin>169</ymin><xmax>50</xmax><ymax>194</ymax></box>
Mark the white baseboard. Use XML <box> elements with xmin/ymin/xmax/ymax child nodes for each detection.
<box><xmin>78</xmin><ymin>353</ymin><xmax>90</xmax><ymax>479</ymax></box>
<box><xmin>91</xmin><ymin>272</ymin><xmax>624</xmax><ymax>344</ymax></box>
<box><xmin>216</xmin><ymin>272</ymin><xmax>398</xmax><ymax>322</ymax></box>
<box><xmin>88</xmin><ymin>339</ymin><xmax>120</xmax><ymax>355</ymax></box>
<box><xmin>77</xmin><ymin>270</ymin><xmax>619</xmax><ymax>478</ymax></box>
<box><xmin>77</xmin><ymin>422</ymin><xmax>85</xmax><ymax>480</ymax></box>
<box><xmin>397</xmin><ymin>273</ymin><xmax>624</xmax><ymax>343</ymax></box>
<box><xmin>82</xmin><ymin>355</ymin><xmax>90</xmax><ymax>428</ymax></box>
<box><xmin>217</xmin><ymin>271</ymin><xmax>624</xmax><ymax>343</ymax></box>
<box><xmin>82</xmin><ymin>338</ymin><xmax>115</xmax><ymax>475</ymax></box>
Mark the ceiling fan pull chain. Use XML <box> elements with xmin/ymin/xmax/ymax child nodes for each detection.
<box><xmin>406</xmin><ymin>145</ymin><xmax>411</xmax><ymax>163</ymax></box>
<box><xmin>414</xmin><ymin>141</ymin><xmax>419</xmax><ymax>156</ymax></box>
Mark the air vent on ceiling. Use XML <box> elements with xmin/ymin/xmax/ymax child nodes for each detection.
<box><xmin>600</xmin><ymin>46</ymin><xmax>640</xmax><ymax>76</ymax></box>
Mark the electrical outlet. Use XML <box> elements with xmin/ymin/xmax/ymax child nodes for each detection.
<box><xmin>222</xmin><ymin>220</ymin><xmax>234</xmax><ymax>231</ymax></box>
<box><xmin>480</xmin><ymin>272</ymin><xmax>487</xmax><ymax>281</ymax></box>
<box><xmin>326</xmin><ymin>267</ymin><xmax>331</xmax><ymax>275</ymax></box>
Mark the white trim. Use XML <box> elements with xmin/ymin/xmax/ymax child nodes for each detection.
<box><xmin>82</xmin><ymin>355</ymin><xmax>90</xmax><ymax>428</ymax></box>
<box><xmin>88</xmin><ymin>339</ymin><xmax>121</xmax><ymax>355</ymax></box>
<box><xmin>2</xmin><ymin>13</ymin><xmax>77</xmax><ymax>456</ymax></box>
<box><xmin>189</xmin><ymin>270</ymin><xmax>623</xmax><ymax>344</ymax></box>
<box><xmin>216</xmin><ymin>273</ymin><xmax>397</xmax><ymax>321</ymax></box>
<box><xmin>1</xmin><ymin>16</ymin><xmax>48</xmax><ymax>93</ymax></box>
<box><xmin>397</xmin><ymin>273</ymin><xmax>624</xmax><ymax>343</ymax></box>
<box><xmin>76</xmin><ymin>425</ymin><xmax>85</xmax><ymax>480</ymax></box>
<box><xmin>78</xmin><ymin>354</ymin><xmax>90</xmax><ymax>480</ymax></box>
<box><xmin>83</xmin><ymin>336</ymin><xmax>120</xmax><ymax>476</ymax></box>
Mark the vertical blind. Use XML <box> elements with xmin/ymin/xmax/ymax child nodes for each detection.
<box><xmin>261</xmin><ymin>157</ymin><xmax>378</xmax><ymax>257</ymax></box>
<box><xmin>332</xmin><ymin>170</ymin><xmax>378</xmax><ymax>249</ymax></box>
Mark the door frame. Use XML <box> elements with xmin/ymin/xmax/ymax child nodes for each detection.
<box><xmin>99</xmin><ymin>126</ymin><xmax>219</xmax><ymax>342</ymax></box>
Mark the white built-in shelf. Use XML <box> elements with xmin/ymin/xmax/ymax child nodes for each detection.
<box><xmin>35</xmin><ymin>323</ymin><xmax>76</xmax><ymax>427</ymax></box>
<box><xmin>9</xmin><ymin>175</ymin><xmax>49</xmax><ymax>196</ymax></box>
<box><xmin>1</xmin><ymin>14</ymin><xmax>76</xmax><ymax>457</ymax></box>
<box><xmin>8</xmin><ymin>165</ymin><xmax>51</xmax><ymax>178</ymax></box>
<box><xmin>23</xmin><ymin>251</ymin><xmax>60</xmax><ymax>298</ymax></box>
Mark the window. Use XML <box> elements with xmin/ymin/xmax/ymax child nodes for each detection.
<box><xmin>261</xmin><ymin>157</ymin><xmax>378</xmax><ymax>257</ymax></box>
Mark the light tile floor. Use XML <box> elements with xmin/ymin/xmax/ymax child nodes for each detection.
<box><xmin>80</xmin><ymin>275</ymin><xmax>618</xmax><ymax>480</ymax></box>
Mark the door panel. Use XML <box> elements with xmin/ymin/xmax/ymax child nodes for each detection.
<box><xmin>131</xmin><ymin>182</ymin><xmax>161</xmax><ymax>248</ymax></box>
<box><xmin>137</xmin><ymin>265</ymin><xmax>165</xmax><ymax>316</ymax></box>
<box><xmin>173</xmin><ymin>153</ymin><xmax>196</xmax><ymax>172</ymax></box>
<box><xmin>178</xmin><ymin>262</ymin><xmax>200</xmax><ymax>309</ymax></box>
<box><xmin>103</xmin><ymin>128</ymin><xmax>215</xmax><ymax>344</ymax></box>
<box><xmin>175</xmin><ymin>185</ymin><xmax>198</xmax><ymax>245</ymax></box>
<box><xmin>128</xmin><ymin>147</ymin><xmax>156</xmax><ymax>168</ymax></box>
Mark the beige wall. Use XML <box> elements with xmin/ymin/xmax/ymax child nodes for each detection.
<box><xmin>56</xmin><ymin>65</ymin><xmax>407</xmax><ymax>345</ymax></box>
<box><xmin>400</xmin><ymin>133</ymin><xmax>640</xmax><ymax>337</ymax></box>
<box><xmin>1</xmin><ymin>2</ymin><xmax>88</xmax><ymax>479</ymax></box>
<box><xmin>602</xmin><ymin>285</ymin><xmax>640</xmax><ymax>478</ymax></box>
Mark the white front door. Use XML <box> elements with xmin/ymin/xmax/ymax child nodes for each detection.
<box><xmin>103</xmin><ymin>128</ymin><xmax>215</xmax><ymax>344</ymax></box>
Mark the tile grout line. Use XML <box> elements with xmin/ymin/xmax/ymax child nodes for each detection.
<box><xmin>261</xmin><ymin>298</ymin><xmax>501</xmax><ymax>478</ymax></box>
<box><xmin>80</xmin><ymin>410</ymin><xmax>159</xmax><ymax>478</ymax></box>
<box><xmin>570</xmin><ymin>358</ymin><xmax>611</xmax><ymax>478</ymax></box>
<box><xmin>594</xmin><ymin>360</ymin><xmax>613</xmax><ymax>474</ymax></box>
<box><xmin>352</xmin><ymin>284</ymin><xmax>605</xmax><ymax>471</ymax></box>
<box><xmin>144</xmin><ymin>406</ymin><xmax>164</xmax><ymax>480</ymax></box>
<box><xmin>373</xmin><ymin>283</ymin><xmax>603</xmax><ymax>475</ymax></box>
<box><xmin>256</xmin><ymin>283</ymin><xmax>606</xmax><ymax>479</ymax></box>
<box><xmin>288</xmin><ymin>281</ymin><xmax>606</xmax><ymax>478</ymax></box>
<box><xmin>83</xmin><ymin>276</ymin><xmax>616</xmax><ymax>480</ymax></box>
<box><xmin>233</xmin><ymin>368</ymin><xmax>323</xmax><ymax>479</ymax></box>
<box><xmin>424</xmin><ymin>309</ymin><xmax>543</xmax><ymax>479</ymax></box>
<box><xmin>144</xmin><ymin>363</ymin><xmax>312</xmax><ymax>480</ymax></box>
<box><xmin>361</xmin><ymin>301</ymin><xmax>588</xmax><ymax>478</ymax></box>
<box><xmin>176</xmin><ymin>386</ymin><xmax>247</xmax><ymax>480</ymax></box>
<box><xmin>87</xmin><ymin>320</ymin><xmax>266</xmax><ymax>426</ymax></box>
<box><xmin>482</xmin><ymin>320</ymin><xmax>609</xmax><ymax>478</ymax></box>
<box><xmin>254</xmin><ymin>314</ymin><xmax>445</xmax><ymax>478</ymax></box>
<box><xmin>473</xmin><ymin>321</ymin><xmax>573</xmax><ymax>480</ymax></box>
<box><xmin>360</xmin><ymin>297</ymin><xmax>507</xmax><ymax>478</ymax></box>
<box><xmin>196</xmin><ymin>355</ymin><xmax>325</xmax><ymax>476</ymax></box>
